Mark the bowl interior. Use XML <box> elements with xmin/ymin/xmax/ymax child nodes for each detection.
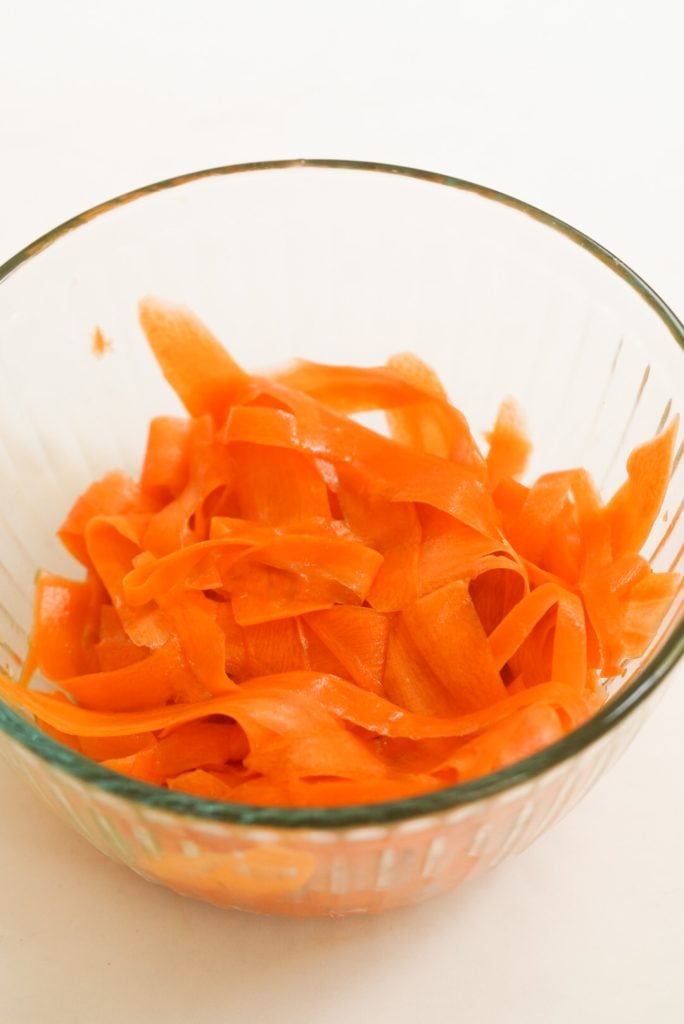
<box><xmin>0</xmin><ymin>160</ymin><xmax>681</xmax><ymax>826</ymax></box>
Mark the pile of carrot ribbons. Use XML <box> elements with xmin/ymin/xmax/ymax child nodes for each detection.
<box><xmin>0</xmin><ymin>299</ymin><xmax>679</xmax><ymax>807</ymax></box>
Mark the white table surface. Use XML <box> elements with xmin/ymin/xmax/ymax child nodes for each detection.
<box><xmin>1</xmin><ymin>3</ymin><xmax>683</xmax><ymax>1022</ymax></box>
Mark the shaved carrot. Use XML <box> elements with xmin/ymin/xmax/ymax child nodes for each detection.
<box><xmin>224</xmin><ymin>402</ymin><xmax>499</xmax><ymax>536</ymax></box>
<box><xmin>488</xmin><ymin>583</ymin><xmax>586</xmax><ymax>690</ymax></box>
<box><xmin>401</xmin><ymin>581</ymin><xmax>507</xmax><ymax>712</ymax></box>
<box><xmin>275</xmin><ymin>353</ymin><xmax>485</xmax><ymax>472</ymax></box>
<box><xmin>305</xmin><ymin>606</ymin><xmax>388</xmax><ymax>695</ymax></box>
<box><xmin>231</xmin><ymin>443</ymin><xmax>331</xmax><ymax>525</ymax></box>
<box><xmin>138</xmin><ymin>299</ymin><xmax>247</xmax><ymax>423</ymax></box>
<box><xmin>484</xmin><ymin>397</ymin><xmax>532</xmax><ymax>490</ymax></box>
<box><xmin>0</xmin><ymin>298</ymin><xmax>678</xmax><ymax>808</ymax></box>
<box><xmin>31</xmin><ymin>572</ymin><xmax>103</xmax><ymax>680</ymax></box>
<box><xmin>140</xmin><ymin>416</ymin><xmax>194</xmax><ymax>497</ymax></box>
<box><xmin>94</xmin><ymin>605</ymin><xmax>149</xmax><ymax>671</ymax></box>
<box><xmin>102</xmin><ymin>722</ymin><xmax>248</xmax><ymax>785</ymax></box>
<box><xmin>59</xmin><ymin>472</ymin><xmax>157</xmax><ymax>566</ymax></box>
<box><xmin>606</xmin><ymin>418</ymin><xmax>679</xmax><ymax>557</ymax></box>
<box><xmin>382</xmin><ymin>618</ymin><xmax>456</xmax><ymax>716</ymax></box>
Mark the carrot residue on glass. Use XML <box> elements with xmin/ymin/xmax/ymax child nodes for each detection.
<box><xmin>0</xmin><ymin>298</ymin><xmax>679</xmax><ymax>808</ymax></box>
<box><xmin>92</xmin><ymin>326</ymin><xmax>112</xmax><ymax>358</ymax></box>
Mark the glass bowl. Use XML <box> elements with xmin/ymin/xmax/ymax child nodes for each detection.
<box><xmin>0</xmin><ymin>160</ymin><xmax>681</xmax><ymax>917</ymax></box>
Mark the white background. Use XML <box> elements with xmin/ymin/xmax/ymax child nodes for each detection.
<box><xmin>1</xmin><ymin>2</ymin><xmax>683</xmax><ymax>1021</ymax></box>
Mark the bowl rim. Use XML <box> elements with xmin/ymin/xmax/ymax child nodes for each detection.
<box><xmin>0</xmin><ymin>157</ymin><xmax>682</xmax><ymax>830</ymax></box>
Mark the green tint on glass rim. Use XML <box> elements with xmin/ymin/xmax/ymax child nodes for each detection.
<box><xmin>0</xmin><ymin>158</ymin><xmax>682</xmax><ymax>829</ymax></box>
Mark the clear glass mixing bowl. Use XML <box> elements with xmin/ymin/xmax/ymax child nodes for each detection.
<box><xmin>0</xmin><ymin>160</ymin><xmax>681</xmax><ymax>916</ymax></box>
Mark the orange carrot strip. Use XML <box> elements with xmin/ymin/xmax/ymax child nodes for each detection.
<box><xmin>505</xmin><ymin>472</ymin><xmax>575</xmax><ymax>565</ymax></box>
<box><xmin>0</xmin><ymin>670</ymin><xmax>592</xmax><ymax>741</ymax></box>
<box><xmin>229</xmin><ymin>564</ymin><xmax>359</xmax><ymax>626</ymax></box>
<box><xmin>401</xmin><ymin>581</ymin><xmax>508</xmax><ymax>712</ymax></box>
<box><xmin>141</xmin><ymin>416</ymin><xmax>234</xmax><ymax>555</ymax></box>
<box><xmin>417</xmin><ymin>508</ymin><xmax>504</xmax><ymax>595</ymax></box>
<box><xmin>542</xmin><ymin>502</ymin><xmax>582</xmax><ymax>585</ymax></box>
<box><xmin>235</xmin><ymin>535</ymin><xmax>383</xmax><ymax>599</ymax></box>
<box><xmin>245</xmin><ymin>710</ymin><xmax>388</xmax><ymax>782</ymax></box>
<box><xmin>166</xmin><ymin>769</ymin><xmax>242</xmax><ymax>800</ymax></box>
<box><xmin>79</xmin><ymin>732</ymin><xmax>156</xmax><ymax>762</ymax></box>
<box><xmin>213</xmin><ymin>601</ymin><xmax>247</xmax><ymax>680</ymax></box>
<box><xmin>85</xmin><ymin>516</ymin><xmax>168</xmax><ymax>648</ymax></box>
<box><xmin>95</xmin><ymin>605</ymin><xmax>149</xmax><ymax>671</ymax></box>
<box><xmin>275</xmin><ymin>357</ymin><xmax>438</xmax><ymax>414</ymax></box>
<box><xmin>484</xmin><ymin>397</ymin><xmax>532</xmax><ymax>489</ymax></box>
<box><xmin>242</xmin><ymin>618</ymin><xmax>310</xmax><ymax>678</ymax></box>
<box><xmin>565</xmin><ymin>469</ymin><xmax>610</xmax><ymax>573</ymax></box>
<box><xmin>59</xmin><ymin>472</ymin><xmax>157</xmax><ymax>566</ymax></box>
<box><xmin>231</xmin><ymin>443</ymin><xmax>330</xmax><ymax>525</ymax></box>
<box><xmin>492</xmin><ymin>477</ymin><xmax>529</xmax><ymax>524</ymax></box>
<box><xmin>441</xmin><ymin>703</ymin><xmax>566</xmax><ymax>781</ymax></box>
<box><xmin>34</xmin><ymin>692</ymin><xmax>84</xmax><ymax>752</ymax></box>
<box><xmin>224</xmin><ymin>403</ymin><xmax>500</xmax><ymax>538</ymax></box>
<box><xmin>53</xmin><ymin>640</ymin><xmax>193</xmax><ymax>712</ymax></box>
<box><xmin>336</xmin><ymin>465</ymin><xmax>422</xmax><ymax>611</ymax></box>
<box><xmin>469</xmin><ymin>565</ymin><xmax>527</xmax><ymax>638</ymax></box>
<box><xmin>123</xmin><ymin>539</ymin><xmax>252</xmax><ymax>607</ymax></box>
<box><xmin>385</xmin><ymin>353</ymin><xmax>484</xmax><ymax>471</ymax></box>
<box><xmin>139</xmin><ymin>298</ymin><xmax>247</xmax><ymax>423</ymax></box>
<box><xmin>32</xmin><ymin>572</ymin><xmax>103</xmax><ymax>681</ymax></box>
<box><xmin>123</xmin><ymin>529</ymin><xmax>382</xmax><ymax>615</ymax></box>
<box><xmin>581</xmin><ymin>555</ymin><xmax>677</xmax><ymax>674</ymax></box>
<box><xmin>103</xmin><ymin>722</ymin><xmax>248</xmax><ymax>784</ymax></box>
<box><xmin>606</xmin><ymin>418</ymin><xmax>679</xmax><ymax>558</ymax></box>
<box><xmin>488</xmin><ymin>583</ymin><xmax>587</xmax><ymax>690</ymax></box>
<box><xmin>297</xmin><ymin>619</ymin><xmax>352</xmax><ymax>679</ymax></box>
<box><xmin>210</xmin><ymin>516</ymin><xmax>345</xmax><ymax>542</ymax></box>
<box><xmin>163</xmin><ymin>592</ymin><xmax>235</xmax><ymax>694</ymax></box>
<box><xmin>276</xmin><ymin>354</ymin><xmax>485</xmax><ymax>472</ymax></box>
<box><xmin>382</xmin><ymin>618</ymin><xmax>457</xmax><ymax>716</ymax></box>
<box><xmin>225</xmin><ymin>773</ymin><xmax>443</xmax><ymax>808</ymax></box>
<box><xmin>140</xmin><ymin>416</ymin><xmax>194</xmax><ymax>497</ymax></box>
<box><xmin>620</xmin><ymin>572</ymin><xmax>681</xmax><ymax>660</ymax></box>
<box><xmin>305</xmin><ymin>607</ymin><xmax>388</xmax><ymax>696</ymax></box>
